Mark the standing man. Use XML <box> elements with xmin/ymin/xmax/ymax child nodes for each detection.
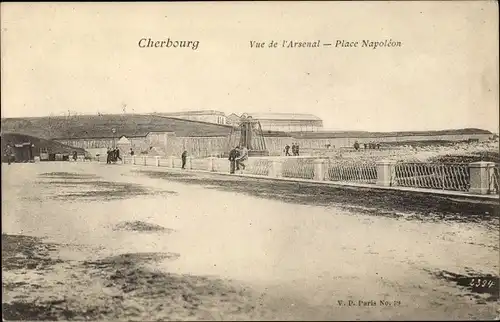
<box><xmin>181</xmin><ymin>150</ymin><xmax>188</xmax><ymax>169</ymax></box>
<box><xmin>228</xmin><ymin>146</ymin><xmax>239</xmax><ymax>174</ymax></box>
<box><xmin>284</xmin><ymin>144</ymin><xmax>291</xmax><ymax>156</ymax></box>
<box><xmin>130</xmin><ymin>148</ymin><xmax>134</xmax><ymax>156</ymax></box>
<box><xmin>115</xmin><ymin>148</ymin><xmax>122</xmax><ymax>162</ymax></box>
<box><xmin>106</xmin><ymin>148</ymin><xmax>112</xmax><ymax>164</ymax></box>
<box><xmin>295</xmin><ymin>143</ymin><xmax>300</xmax><ymax>156</ymax></box>
<box><xmin>291</xmin><ymin>143</ymin><xmax>297</xmax><ymax>156</ymax></box>
<box><xmin>5</xmin><ymin>143</ymin><xmax>13</xmax><ymax>165</ymax></box>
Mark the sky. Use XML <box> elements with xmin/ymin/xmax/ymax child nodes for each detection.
<box><xmin>1</xmin><ymin>1</ymin><xmax>498</xmax><ymax>132</ymax></box>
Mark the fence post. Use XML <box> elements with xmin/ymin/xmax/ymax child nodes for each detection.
<box><xmin>155</xmin><ymin>156</ymin><xmax>160</xmax><ymax>167</ymax></box>
<box><xmin>269</xmin><ymin>159</ymin><xmax>283</xmax><ymax>178</ymax></box>
<box><xmin>132</xmin><ymin>155</ymin><xmax>136</xmax><ymax>165</ymax></box>
<box><xmin>168</xmin><ymin>156</ymin><xmax>175</xmax><ymax>168</ymax></box>
<box><xmin>207</xmin><ymin>157</ymin><xmax>215</xmax><ymax>172</ymax></box>
<box><xmin>143</xmin><ymin>156</ymin><xmax>147</xmax><ymax>166</ymax></box>
<box><xmin>376</xmin><ymin>160</ymin><xmax>396</xmax><ymax>187</ymax></box>
<box><xmin>313</xmin><ymin>159</ymin><xmax>326</xmax><ymax>181</ymax></box>
<box><xmin>469</xmin><ymin>161</ymin><xmax>495</xmax><ymax>194</ymax></box>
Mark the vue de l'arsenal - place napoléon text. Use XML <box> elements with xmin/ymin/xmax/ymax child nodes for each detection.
<box><xmin>275</xmin><ymin>39</ymin><xmax>402</xmax><ymax>49</ymax></box>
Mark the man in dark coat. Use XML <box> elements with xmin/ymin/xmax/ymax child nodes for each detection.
<box><xmin>115</xmin><ymin>148</ymin><xmax>122</xmax><ymax>162</ymax></box>
<box><xmin>284</xmin><ymin>144</ymin><xmax>291</xmax><ymax>156</ymax></box>
<box><xmin>228</xmin><ymin>146</ymin><xmax>239</xmax><ymax>174</ymax></box>
<box><xmin>291</xmin><ymin>143</ymin><xmax>297</xmax><ymax>156</ymax></box>
<box><xmin>181</xmin><ymin>150</ymin><xmax>188</xmax><ymax>169</ymax></box>
<box><xmin>106</xmin><ymin>148</ymin><xmax>112</xmax><ymax>164</ymax></box>
<box><xmin>5</xmin><ymin>144</ymin><xmax>13</xmax><ymax>165</ymax></box>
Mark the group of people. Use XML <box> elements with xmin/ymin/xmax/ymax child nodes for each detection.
<box><xmin>106</xmin><ymin>147</ymin><xmax>122</xmax><ymax>164</ymax></box>
<box><xmin>353</xmin><ymin>141</ymin><xmax>381</xmax><ymax>151</ymax></box>
<box><xmin>283</xmin><ymin>143</ymin><xmax>300</xmax><ymax>156</ymax></box>
<box><xmin>228</xmin><ymin>145</ymin><xmax>249</xmax><ymax>174</ymax></box>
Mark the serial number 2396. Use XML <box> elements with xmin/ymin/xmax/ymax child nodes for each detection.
<box><xmin>469</xmin><ymin>278</ymin><xmax>495</xmax><ymax>288</ymax></box>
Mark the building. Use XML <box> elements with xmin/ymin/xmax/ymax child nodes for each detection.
<box><xmin>155</xmin><ymin>110</ymin><xmax>227</xmax><ymax>125</ymax></box>
<box><xmin>246</xmin><ymin>112</ymin><xmax>323</xmax><ymax>132</ymax></box>
<box><xmin>226</xmin><ymin>113</ymin><xmax>242</xmax><ymax>127</ymax></box>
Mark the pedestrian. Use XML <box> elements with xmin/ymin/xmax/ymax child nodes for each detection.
<box><xmin>5</xmin><ymin>143</ymin><xmax>13</xmax><ymax>165</ymax></box>
<box><xmin>236</xmin><ymin>145</ymin><xmax>248</xmax><ymax>172</ymax></box>
<box><xmin>115</xmin><ymin>148</ymin><xmax>122</xmax><ymax>162</ymax></box>
<box><xmin>181</xmin><ymin>150</ymin><xmax>188</xmax><ymax>169</ymax></box>
<box><xmin>228</xmin><ymin>146</ymin><xmax>239</xmax><ymax>174</ymax></box>
<box><xmin>284</xmin><ymin>144</ymin><xmax>291</xmax><ymax>156</ymax></box>
<box><xmin>291</xmin><ymin>143</ymin><xmax>297</xmax><ymax>156</ymax></box>
<box><xmin>106</xmin><ymin>148</ymin><xmax>112</xmax><ymax>164</ymax></box>
<box><xmin>73</xmin><ymin>151</ymin><xmax>78</xmax><ymax>161</ymax></box>
<box><xmin>130</xmin><ymin>148</ymin><xmax>134</xmax><ymax>156</ymax></box>
<box><xmin>295</xmin><ymin>143</ymin><xmax>300</xmax><ymax>156</ymax></box>
<box><xmin>354</xmin><ymin>141</ymin><xmax>360</xmax><ymax>151</ymax></box>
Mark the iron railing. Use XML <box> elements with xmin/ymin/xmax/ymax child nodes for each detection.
<box><xmin>245</xmin><ymin>158</ymin><xmax>273</xmax><ymax>176</ymax></box>
<box><xmin>281</xmin><ymin>158</ymin><xmax>315</xmax><ymax>180</ymax></box>
<box><xmin>394</xmin><ymin>162</ymin><xmax>470</xmax><ymax>191</ymax></box>
<box><xmin>327</xmin><ymin>161</ymin><xmax>378</xmax><ymax>184</ymax></box>
<box><xmin>120</xmin><ymin>156</ymin><xmax>498</xmax><ymax>195</ymax></box>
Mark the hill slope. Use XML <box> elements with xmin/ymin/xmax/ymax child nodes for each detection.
<box><xmin>1</xmin><ymin>133</ymin><xmax>87</xmax><ymax>156</ymax></box>
<box><xmin>1</xmin><ymin>114</ymin><xmax>233</xmax><ymax>140</ymax></box>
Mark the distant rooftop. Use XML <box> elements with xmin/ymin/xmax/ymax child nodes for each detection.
<box><xmin>156</xmin><ymin>110</ymin><xmax>226</xmax><ymax>116</ymax></box>
<box><xmin>246</xmin><ymin>113</ymin><xmax>322</xmax><ymax>121</ymax></box>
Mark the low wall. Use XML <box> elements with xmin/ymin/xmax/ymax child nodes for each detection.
<box><xmin>122</xmin><ymin>155</ymin><xmax>499</xmax><ymax>196</ymax></box>
<box><xmin>58</xmin><ymin>133</ymin><xmax>493</xmax><ymax>158</ymax></box>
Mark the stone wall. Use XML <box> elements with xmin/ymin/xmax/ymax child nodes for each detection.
<box><xmin>57</xmin><ymin>133</ymin><xmax>493</xmax><ymax>158</ymax></box>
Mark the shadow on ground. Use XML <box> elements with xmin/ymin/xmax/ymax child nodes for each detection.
<box><xmin>36</xmin><ymin>172</ymin><xmax>177</xmax><ymax>201</ymax></box>
<box><xmin>137</xmin><ymin>170</ymin><xmax>499</xmax><ymax>231</ymax></box>
<box><xmin>2</xmin><ymin>233</ymin><xmax>277</xmax><ymax>321</ymax></box>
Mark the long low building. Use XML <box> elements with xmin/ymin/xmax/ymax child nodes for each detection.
<box><xmin>245</xmin><ymin>112</ymin><xmax>324</xmax><ymax>132</ymax></box>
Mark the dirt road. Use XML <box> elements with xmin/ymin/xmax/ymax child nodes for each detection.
<box><xmin>2</xmin><ymin>162</ymin><xmax>499</xmax><ymax>320</ymax></box>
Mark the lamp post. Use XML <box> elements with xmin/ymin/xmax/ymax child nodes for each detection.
<box><xmin>112</xmin><ymin>128</ymin><xmax>116</xmax><ymax>148</ymax></box>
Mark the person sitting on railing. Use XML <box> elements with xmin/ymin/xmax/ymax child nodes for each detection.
<box><xmin>236</xmin><ymin>145</ymin><xmax>248</xmax><ymax>172</ymax></box>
